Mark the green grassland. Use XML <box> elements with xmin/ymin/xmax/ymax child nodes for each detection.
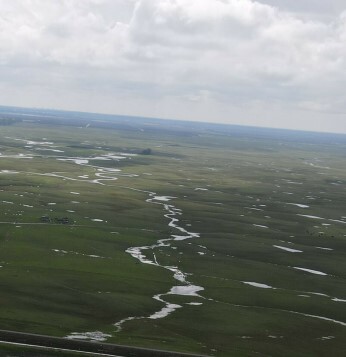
<box><xmin>0</xmin><ymin>343</ymin><xmax>98</xmax><ymax>357</ymax></box>
<box><xmin>0</xmin><ymin>113</ymin><xmax>345</xmax><ymax>356</ymax></box>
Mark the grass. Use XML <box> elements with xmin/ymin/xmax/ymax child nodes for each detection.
<box><xmin>0</xmin><ymin>114</ymin><xmax>345</xmax><ymax>356</ymax></box>
<box><xmin>0</xmin><ymin>343</ymin><xmax>102</xmax><ymax>357</ymax></box>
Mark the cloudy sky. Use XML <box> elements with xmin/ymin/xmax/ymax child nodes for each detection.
<box><xmin>0</xmin><ymin>0</ymin><xmax>346</xmax><ymax>133</ymax></box>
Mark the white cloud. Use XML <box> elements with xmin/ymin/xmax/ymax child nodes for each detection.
<box><xmin>0</xmin><ymin>0</ymin><xmax>345</xmax><ymax>132</ymax></box>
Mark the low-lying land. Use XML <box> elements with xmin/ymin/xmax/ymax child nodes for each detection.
<box><xmin>0</xmin><ymin>106</ymin><xmax>345</xmax><ymax>356</ymax></box>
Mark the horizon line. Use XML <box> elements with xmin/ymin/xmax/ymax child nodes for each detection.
<box><xmin>1</xmin><ymin>104</ymin><xmax>345</xmax><ymax>137</ymax></box>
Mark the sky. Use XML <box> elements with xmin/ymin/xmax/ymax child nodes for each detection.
<box><xmin>0</xmin><ymin>0</ymin><xmax>346</xmax><ymax>133</ymax></box>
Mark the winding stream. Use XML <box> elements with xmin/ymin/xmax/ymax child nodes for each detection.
<box><xmin>1</xmin><ymin>137</ymin><xmax>204</xmax><ymax>335</ymax></box>
<box><xmin>114</xmin><ymin>190</ymin><xmax>204</xmax><ymax>331</ymax></box>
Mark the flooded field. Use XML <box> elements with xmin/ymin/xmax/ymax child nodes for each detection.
<box><xmin>0</xmin><ymin>109</ymin><xmax>345</xmax><ymax>356</ymax></box>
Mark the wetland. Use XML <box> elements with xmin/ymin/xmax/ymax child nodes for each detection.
<box><xmin>0</xmin><ymin>106</ymin><xmax>345</xmax><ymax>356</ymax></box>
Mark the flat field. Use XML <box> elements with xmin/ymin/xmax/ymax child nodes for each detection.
<box><xmin>0</xmin><ymin>107</ymin><xmax>345</xmax><ymax>356</ymax></box>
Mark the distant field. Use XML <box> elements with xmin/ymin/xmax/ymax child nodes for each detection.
<box><xmin>0</xmin><ymin>107</ymin><xmax>345</xmax><ymax>356</ymax></box>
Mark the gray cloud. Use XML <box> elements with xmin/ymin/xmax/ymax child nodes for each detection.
<box><xmin>260</xmin><ymin>0</ymin><xmax>346</xmax><ymax>18</ymax></box>
<box><xmin>0</xmin><ymin>0</ymin><xmax>345</xmax><ymax>133</ymax></box>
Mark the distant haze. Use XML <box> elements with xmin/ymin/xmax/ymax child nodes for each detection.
<box><xmin>0</xmin><ymin>0</ymin><xmax>346</xmax><ymax>134</ymax></box>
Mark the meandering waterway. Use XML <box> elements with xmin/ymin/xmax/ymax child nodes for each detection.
<box><xmin>114</xmin><ymin>189</ymin><xmax>204</xmax><ymax>331</ymax></box>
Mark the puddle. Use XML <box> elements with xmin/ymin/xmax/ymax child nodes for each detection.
<box><xmin>66</xmin><ymin>331</ymin><xmax>111</xmax><ymax>342</ymax></box>
<box><xmin>287</xmin><ymin>203</ymin><xmax>309</xmax><ymax>208</ymax></box>
<box><xmin>273</xmin><ymin>245</ymin><xmax>303</xmax><ymax>253</ymax></box>
<box><xmin>298</xmin><ymin>214</ymin><xmax>324</xmax><ymax>220</ymax></box>
<box><xmin>253</xmin><ymin>224</ymin><xmax>268</xmax><ymax>229</ymax></box>
<box><xmin>293</xmin><ymin>267</ymin><xmax>327</xmax><ymax>276</ymax></box>
<box><xmin>243</xmin><ymin>282</ymin><xmax>275</xmax><ymax>289</ymax></box>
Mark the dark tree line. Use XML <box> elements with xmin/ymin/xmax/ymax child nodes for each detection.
<box><xmin>140</xmin><ymin>148</ymin><xmax>152</xmax><ymax>155</ymax></box>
